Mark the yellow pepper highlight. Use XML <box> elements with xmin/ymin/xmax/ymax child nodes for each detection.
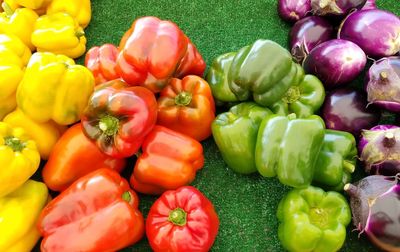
<box><xmin>3</xmin><ymin>0</ymin><xmax>49</xmax><ymax>15</ymax></box>
<box><xmin>32</xmin><ymin>12</ymin><xmax>87</xmax><ymax>58</ymax></box>
<box><xmin>4</xmin><ymin>109</ymin><xmax>67</xmax><ymax>160</ymax></box>
<box><xmin>0</xmin><ymin>3</ymin><xmax>38</xmax><ymax>50</ymax></box>
<box><xmin>47</xmin><ymin>0</ymin><xmax>91</xmax><ymax>28</ymax></box>
<box><xmin>17</xmin><ymin>52</ymin><xmax>95</xmax><ymax>125</ymax></box>
<box><xmin>0</xmin><ymin>180</ymin><xmax>49</xmax><ymax>252</ymax></box>
<box><xmin>0</xmin><ymin>122</ymin><xmax>40</xmax><ymax>198</ymax></box>
<box><xmin>0</xmin><ymin>33</ymin><xmax>31</xmax><ymax>120</ymax></box>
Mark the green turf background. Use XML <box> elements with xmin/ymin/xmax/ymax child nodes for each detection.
<box><xmin>34</xmin><ymin>0</ymin><xmax>399</xmax><ymax>251</ymax></box>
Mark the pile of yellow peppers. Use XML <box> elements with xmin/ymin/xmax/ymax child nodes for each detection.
<box><xmin>0</xmin><ymin>1</ymin><xmax>93</xmax><ymax>251</ymax></box>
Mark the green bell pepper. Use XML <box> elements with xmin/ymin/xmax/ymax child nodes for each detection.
<box><xmin>255</xmin><ymin>114</ymin><xmax>325</xmax><ymax>188</ymax></box>
<box><xmin>271</xmin><ymin>72</ymin><xmax>325</xmax><ymax>118</ymax></box>
<box><xmin>228</xmin><ymin>39</ymin><xmax>299</xmax><ymax>106</ymax></box>
<box><xmin>212</xmin><ymin>102</ymin><xmax>272</xmax><ymax>174</ymax></box>
<box><xmin>313</xmin><ymin>130</ymin><xmax>357</xmax><ymax>191</ymax></box>
<box><xmin>206</xmin><ymin>52</ymin><xmax>239</xmax><ymax>104</ymax></box>
<box><xmin>277</xmin><ymin>186</ymin><xmax>351</xmax><ymax>252</ymax></box>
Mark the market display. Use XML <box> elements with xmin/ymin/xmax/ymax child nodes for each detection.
<box><xmin>0</xmin><ymin>0</ymin><xmax>399</xmax><ymax>251</ymax></box>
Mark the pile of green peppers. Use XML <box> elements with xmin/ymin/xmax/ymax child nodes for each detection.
<box><xmin>209</xmin><ymin>39</ymin><xmax>356</xmax><ymax>252</ymax></box>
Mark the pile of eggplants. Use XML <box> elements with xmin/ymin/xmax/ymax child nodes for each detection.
<box><xmin>278</xmin><ymin>0</ymin><xmax>400</xmax><ymax>250</ymax></box>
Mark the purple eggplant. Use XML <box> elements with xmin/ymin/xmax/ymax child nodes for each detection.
<box><xmin>289</xmin><ymin>16</ymin><xmax>334</xmax><ymax>63</ymax></box>
<box><xmin>359</xmin><ymin>125</ymin><xmax>400</xmax><ymax>176</ymax></box>
<box><xmin>339</xmin><ymin>9</ymin><xmax>400</xmax><ymax>58</ymax></box>
<box><xmin>322</xmin><ymin>88</ymin><xmax>380</xmax><ymax>136</ymax></box>
<box><xmin>361</xmin><ymin>0</ymin><xmax>376</xmax><ymax>10</ymax></box>
<box><xmin>345</xmin><ymin>175</ymin><xmax>400</xmax><ymax>252</ymax></box>
<box><xmin>278</xmin><ymin>0</ymin><xmax>311</xmax><ymax>23</ymax></box>
<box><xmin>311</xmin><ymin>0</ymin><xmax>366</xmax><ymax>16</ymax></box>
<box><xmin>365</xmin><ymin>57</ymin><xmax>400</xmax><ymax>112</ymax></box>
<box><xmin>303</xmin><ymin>39</ymin><xmax>367</xmax><ymax>88</ymax></box>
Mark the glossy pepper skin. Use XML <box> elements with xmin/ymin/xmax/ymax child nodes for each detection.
<box><xmin>85</xmin><ymin>44</ymin><xmax>119</xmax><ymax>85</ymax></box>
<box><xmin>0</xmin><ymin>3</ymin><xmax>38</xmax><ymax>50</ymax></box>
<box><xmin>116</xmin><ymin>16</ymin><xmax>206</xmax><ymax>93</ymax></box>
<box><xmin>6</xmin><ymin>0</ymin><xmax>51</xmax><ymax>10</ymax></box>
<box><xmin>46</xmin><ymin>0</ymin><xmax>91</xmax><ymax>28</ymax></box>
<box><xmin>0</xmin><ymin>180</ymin><xmax>49</xmax><ymax>252</ymax></box>
<box><xmin>277</xmin><ymin>186</ymin><xmax>351</xmax><ymax>252</ymax></box>
<box><xmin>0</xmin><ymin>33</ymin><xmax>31</xmax><ymax>120</ymax></box>
<box><xmin>4</xmin><ymin>109</ymin><xmax>66</xmax><ymax>160</ymax></box>
<box><xmin>212</xmin><ymin>102</ymin><xmax>272</xmax><ymax>174</ymax></box>
<box><xmin>206</xmin><ymin>52</ymin><xmax>239</xmax><ymax>104</ymax></box>
<box><xmin>158</xmin><ymin>75</ymin><xmax>216</xmax><ymax>141</ymax></box>
<box><xmin>228</xmin><ymin>39</ymin><xmax>300</xmax><ymax>106</ymax></box>
<box><xmin>16</xmin><ymin>52</ymin><xmax>94</xmax><ymax>125</ymax></box>
<box><xmin>32</xmin><ymin>13</ymin><xmax>86</xmax><ymax>58</ymax></box>
<box><xmin>146</xmin><ymin>186</ymin><xmax>219</xmax><ymax>252</ymax></box>
<box><xmin>256</xmin><ymin>114</ymin><xmax>325</xmax><ymax>188</ymax></box>
<box><xmin>313</xmin><ymin>130</ymin><xmax>357</xmax><ymax>191</ymax></box>
<box><xmin>82</xmin><ymin>80</ymin><xmax>157</xmax><ymax>158</ymax></box>
<box><xmin>38</xmin><ymin>169</ymin><xmax>145</xmax><ymax>252</ymax></box>
<box><xmin>130</xmin><ymin>126</ymin><xmax>204</xmax><ymax>195</ymax></box>
<box><xmin>0</xmin><ymin>122</ymin><xmax>40</xmax><ymax>198</ymax></box>
<box><xmin>43</xmin><ymin>124</ymin><xmax>126</xmax><ymax>191</ymax></box>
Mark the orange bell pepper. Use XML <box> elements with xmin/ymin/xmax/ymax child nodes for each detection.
<box><xmin>157</xmin><ymin>75</ymin><xmax>216</xmax><ymax>141</ymax></box>
<box><xmin>130</xmin><ymin>125</ymin><xmax>204</xmax><ymax>195</ymax></box>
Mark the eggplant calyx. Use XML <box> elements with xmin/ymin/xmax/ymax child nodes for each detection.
<box><xmin>382</xmin><ymin>132</ymin><xmax>396</xmax><ymax>148</ymax></box>
<box><xmin>379</xmin><ymin>71</ymin><xmax>389</xmax><ymax>84</ymax></box>
<box><xmin>289</xmin><ymin>11</ymin><xmax>300</xmax><ymax>20</ymax></box>
<box><xmin>291</xmin><ymin>41</ymin><xmax>308</xmax><ymax>64</ymax></box>
<box><xmin>344</xmin><ymin>183</ymin><xmax>359</xmax><ymax>197</ymax></box>
<box><xmin>312</xmin><ymin>0</ymin><xmax>343</xmax><ymax>15</ymax></box>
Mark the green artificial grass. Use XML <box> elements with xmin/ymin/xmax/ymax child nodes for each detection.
<box><xmin>33</xmin><ymin>0</ymin><xmax>399</xmax><ymax>251</ymax></box>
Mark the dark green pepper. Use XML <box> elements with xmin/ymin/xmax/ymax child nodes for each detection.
<box><xmin>313</xmin><ymin>130</ymin><xmax>357</xmax><ymax>191</ymax></box>
<box><xmin>212</xmin><ymin>102</ymin><xmax>271</xmax><ymax>174</ymax></box>
<box><xmin>277</xmin><ymin>186</ymin><xmax>351</xmax><ymax>252</ymax></box>
<box><xmin>255</xmin><ymin>114</ymin><xmax>325</xmax><ymax>188</ymax></box>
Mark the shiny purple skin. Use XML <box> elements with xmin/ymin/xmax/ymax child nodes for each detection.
<box><xmin>322</xmin><ymin>88</ymin><xmax>380</xmax><ymax>136</ymax></box>
<box><xmin>365</xmin><ymin>57</ymin><xmax>400</xmax><ymax>112</ymax></box>
<box><xmin>345</xmin><ymin>175</ymin><xmax>400</xmax><ymax>252</ymax></box>
<box><xmin>303</xmin><ymin>39</ymin><xmax>367</xmax><ymax>88</ymax></box>
<box><xmin>311</xmin><ymin>0</ymin><xmax>366</xmax><ymax>16</ymax></box>
<box><xmin>278</xmin><ymin>0</ymin><xmax>312</xmax><ymax>23</ymax></box>
<box><xmin>361</xmin><ymin>0</ymin><xmax>376</xmax><ymax>10</ymax></box>
<box><xmin>339</xmin><ymin>9</ymin><xmax>400</xmax><ymax>58</ymax></box>
<box><xmin>359</xmin><ymin>125</ymin><xmax>400</xmax><ymax>176</ymax></box>
<box><xmin>289</xmin><ymin>16</ymin><xmax>334</xmax><ymax>63</ymax></box>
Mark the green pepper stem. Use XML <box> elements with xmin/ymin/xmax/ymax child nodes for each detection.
<box><xmin>175</xmin><ymin>92</ymin><xmax>192</xmax><ymax>106</ymax></box>
<box><xmin>122</xmin><ymin>191</ymin><xmax>132</xmax><ymax>203</ymax></box>
<box><xmin>98</xmin><ymin>115</ymin><xmax>120</xmax><ymax>136</ymax></box>
<box><xmin>287</xmin><ymin>113</ymin><xmax>297</xmax><ymax>120</ymax></box>
<box><xmin>2</xmin><ymin>2</ymin><xmax>14</xmax><ymax>17</ymax></box>
<box><xmin>168</xmin><ymin>208</ymin><xmax>187</xmax><ymax>226</ymax></box>
<box><xmin>75</xmin><ymin>30</ymin><xmax>85</xmax><ymax>38</ymax></box>
<box><xmin>343</xmin><ymin>160</ymin><xmax>355</xmax><ymax>173</ymax></box>
<box><xmin>282</xmin><ymin>86</ymin><xmax>301</xmax><ymax>104</ymax></box>
<box><xmin>4</xmin><ymin>136</ymin><xmax>25</xmax><ymax>152</ymax></box>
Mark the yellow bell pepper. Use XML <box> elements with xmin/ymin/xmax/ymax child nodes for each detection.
<box><xmin>0</xmin><ymin>33</ymin><xmax>31</xmax><ymax>120</ymax></box>
<box><xmin>32</xmin><ymin>12</ymin><xmax>87</xmax><ymax>58</ymax></box>
<box><xmin>0</xmin><ymin>122</ymin><xmax>40</xmax><ymax>198</ymax></box>
<box><xmin>3</xmin><ymin>0</ymin><xmax>49</xmax><ymax>15</ymax></box>
<box><xmin>46</xmin><ymin>0</ymin><xmax>91</xmax><ymax>28</ymax></box>
<box><xmin>0</xmin><ymin>180</ymin><xmax>49</xmax><ymax>252</ymax></box>
<box><xmin>16</xmin><ymin>52</ymin><xmax>95</xmax><ymax>125</ymax></box>
<box><xmin>4</xmin><ymin>109</ymin><xmax>66</xmax><ymax>159</ymax></box>
<box><xmin>0</xmin><ymin>3</ymin><xmax>38</xmax><ymax>50</ymax></box>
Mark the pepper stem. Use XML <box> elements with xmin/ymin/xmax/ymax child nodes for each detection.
<box><xmin>282</xmin><ymin>86</ymin><xmax>301</xmax><ymax>104</ymax></box>
<box><xmin>168</xmin><ymin>208</ymin><xmax>187</xmax><ymax>226</ymax></box>
<box><xmin>122</xmin><ymin>191</ymin><xmax>132</xmax><ymax>203</ymax></box>
<box><xmin>98</xmin><ymin>115</ymin><xmax>119</xmax><ymax>136</ymax></box>
<box><xmin>4</xmin><ymin>136</ymin><xmax>25</xmax><ymax>152</ymax></box>
<box><xmin>343</xmin><ymin>160</ymin><xmax>355</xmax><ymax>173</ymax></box>
<box><xmin>175</xmin><ymin>92</ymin><xmax>192</xmax><ymax>106</ymax></box>
<box><xmin>2</xmin><ymin>2</ymin><xmax>14</xmax><ymax>17</ymax></box>
<box><xmin>75</xmin><ymin>30</ymin><xmax>85</xmax><ymax>38</ymax></box>
<box><xmin>287</xmin><ymin>113</ymin><xmax>297</xmax><ymax>120</ymax></box>
<box><xmin>383</xmin><ymin>132</ymin><xmax>396</xmax><ymax>148</ymax></box>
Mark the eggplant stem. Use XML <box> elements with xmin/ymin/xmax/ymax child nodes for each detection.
<box><xmin>344</xmin><ymin>183</ymin><xmax>358</xmax><ymax>196</ymax></box>
<box><xmin>383</xmin><ymin>132</ymin><xmax>396</xmax><ymax>148</ymax></box>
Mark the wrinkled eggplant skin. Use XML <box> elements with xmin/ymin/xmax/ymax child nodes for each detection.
<box><xmin>358</xmin><ymin>125</ymin><xmax>398</xmax><ymax>151</ymax></box>
<box><xmin>290</xmin><ymin>16</ymin><xmax>334</xmax><ymax>63</ymax></box>
<box><xmin>362</xmin><ymin>0</ymin><xmax>376</xmax><ymax>10</ymax></box>
<box><xmin>311</xmin><ymin>0</ymin><xmax>366</xmax><ymax>16</ymax></box>
<box><xmin>303</xmin><ymin>39</ymin><xmax>366</xmax><ymax>88</ymax></box>
<box><xmin>339</xmin><ymin>9</ymin><xmax>400</xmax><ymax>58</ymax></box>
<box><xmin>322</xmin><ymin>89</ymin><xmax>380</xmax><ymax>136</ymax></box>
<box><xmin>278</xmin><ymin>0</ymin><xmax>312</xmax><ymax>23</ymax></box>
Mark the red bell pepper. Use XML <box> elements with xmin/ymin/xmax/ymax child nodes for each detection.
<box><xmin>146</xmin><ymin>186</ymin><xmax>219</xmax><ymax>252</ymax></box>
<box><xmin>81</xmin><ymin>79</ymin><xmax>158</xmax><ymax>158</ymax></box>
<box><xmin>38</xmin><ymin>168</ymin><xmax>145</xmax><ymax>252</ymax></box>
<box><xmin>158</xmin><ymin>75</ymin><xmax>216</xmax><ymax>141</ymax></box>
<box><xmin>42</xmin><ymin>123</ymin><xmax>126</xmax><ymax>191</ymax></box>
<box><xmin>85</xmin><ymin>44</ymin><xmax>119</xmax><ymax>85</ymax></box>
<box><xmin>116</xmin><ymin>16</ymin><xmax>206</xmax><ymax>93</ymax></box>
<box><xmin>130</xmin><ymin>125</ymin><xmax>204</xmax><ymax>195</ymax></box>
